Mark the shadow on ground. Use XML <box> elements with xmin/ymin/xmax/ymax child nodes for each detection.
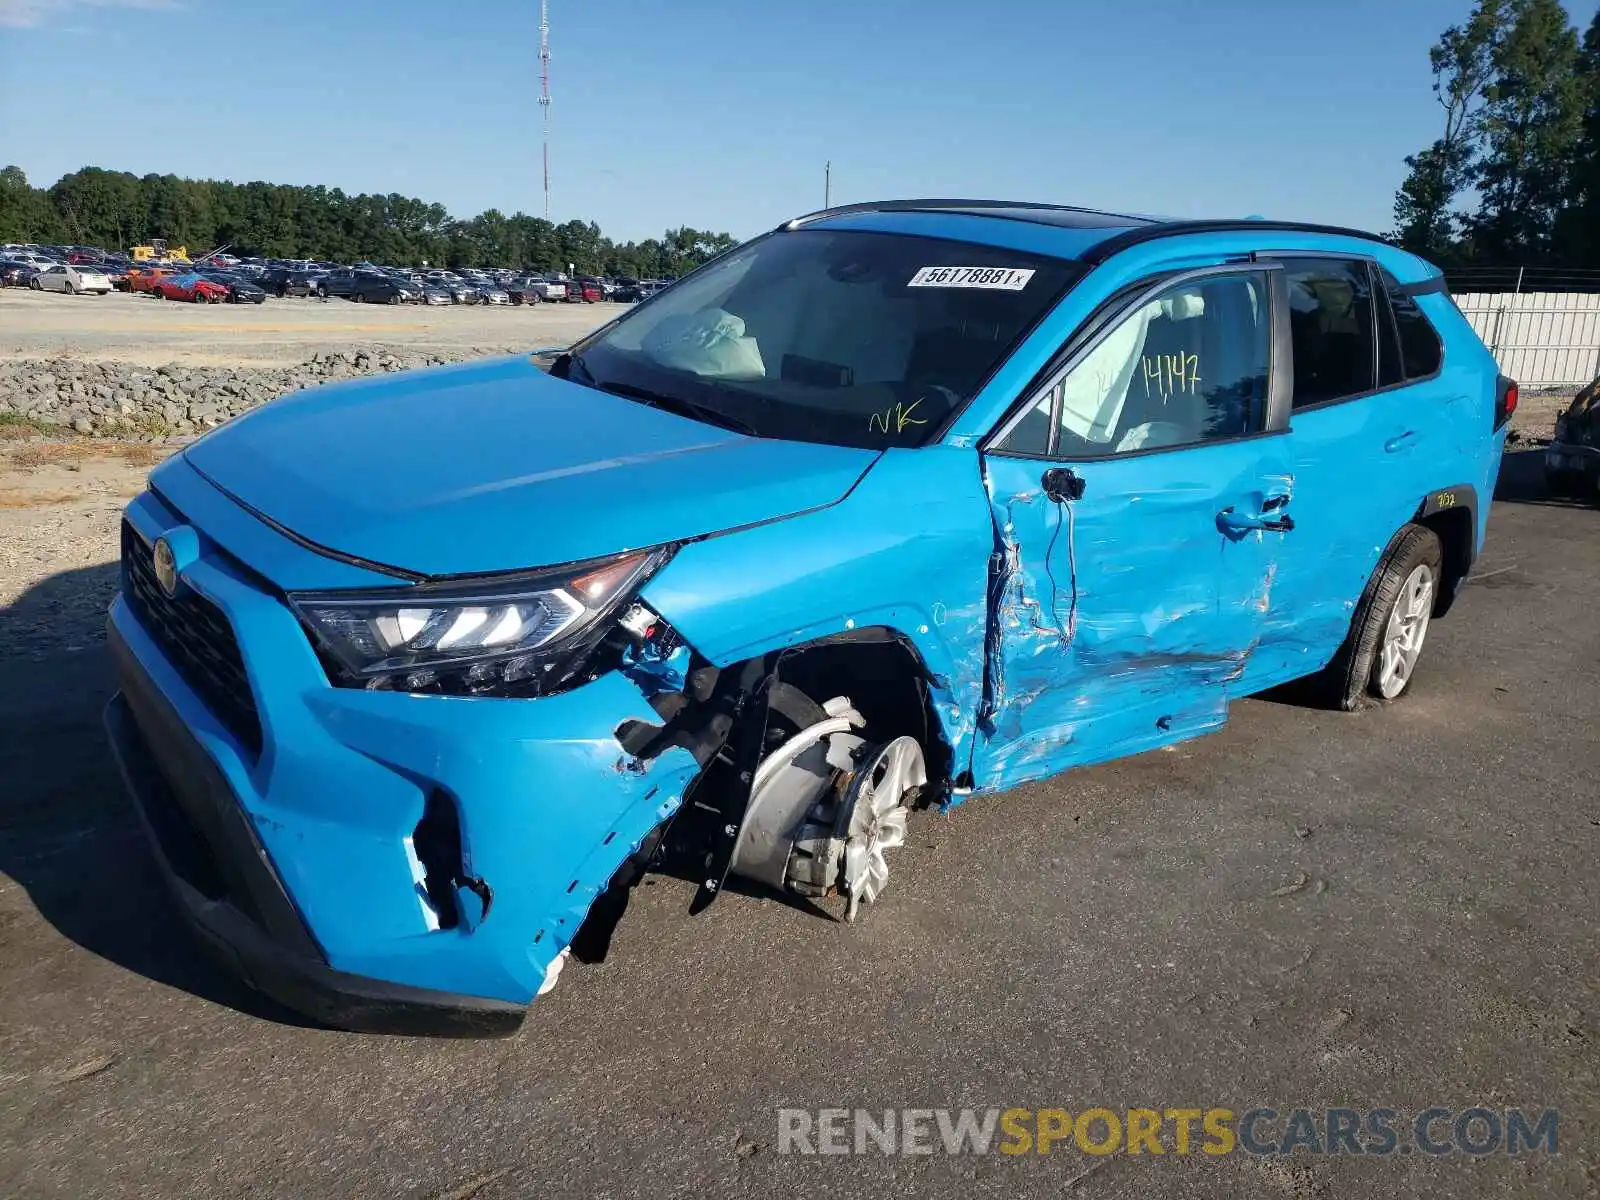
<box><xmin>0</xmin><ymin>560</ymin><xmax>313</xmax><ymax>1029</ymax></box>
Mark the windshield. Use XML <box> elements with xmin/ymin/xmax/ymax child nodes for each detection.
<box><xmin>568</xmin><ymin>228</ymin><xmax>1081</xmax><ymax>449</ymax></box>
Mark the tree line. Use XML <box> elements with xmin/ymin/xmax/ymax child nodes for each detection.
<box><xmin>1394</xmin><ymin>0</ymin><xmax>1600</xmax><ymax>268</ymax></box>
<box><xmin>0</xmin><ymin>165</ymin><xmax>739</xmax><ymax>278</ymax></box>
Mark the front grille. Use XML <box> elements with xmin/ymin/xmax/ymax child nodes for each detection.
<box><xmin>121</xmin><ymin>522</ymin><xmax>263</xmax><ymax>757</ymax></box>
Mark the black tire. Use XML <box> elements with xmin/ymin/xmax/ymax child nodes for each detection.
<box><xmin>353</xmin><ymin>292</ymin><xmax>365</xmax><ymax>303</ymax></box>
<box><xmin>1314</xmin><ymin>523</ymin><xmax>1444</xmax><ymax>710</ymax></box>
<box><xmin>1546</xmin><ymin>468</ymin><xmax>1581</xmax><ymax>498</ymax></box>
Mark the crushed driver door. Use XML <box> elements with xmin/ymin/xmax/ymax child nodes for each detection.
<box><xmin>968</xmin><ymin>264</ymin><xmax>1295</xmax><ymax>790</ymax></box>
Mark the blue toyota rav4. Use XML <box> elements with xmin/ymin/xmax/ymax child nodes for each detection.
<box><xmin>106</xmin><ymin>201</ymin><xmax>1513</xmax><ymax>1034</ymax></box>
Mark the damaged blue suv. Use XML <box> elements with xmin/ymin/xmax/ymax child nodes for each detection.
<box><xmin>106</xmin><ymin>200</ymin><xmax>1513</xmax><ymax>1034</ymax></box>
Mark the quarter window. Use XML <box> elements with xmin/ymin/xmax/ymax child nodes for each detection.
<box><xmin>996</xmin><ymin>272</ymin><xmax>1270</xmax><ymax>457</ymax></box>
<box><xmin>1379</xmin><ymin>268</ymin><xmax>1444</xmax><ymax>380</ymax></box>
<box><xmin>1284</xmin><ymin>258</ymin><xmax>1376</xmax><ymax>408</ymax></box>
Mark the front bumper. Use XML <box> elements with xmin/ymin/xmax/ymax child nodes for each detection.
<box><xmin>106</xmin><ymin>474</ymin><xmax>701</xmax><ymax>1033</ymax></box>
<box><xmin>105</xmin><ymin>673</ymin><xmax>525</xmax><ymax>1036</ymax></box>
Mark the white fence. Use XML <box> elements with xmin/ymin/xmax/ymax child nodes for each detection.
<box><xmin>1453</xmin><ymin>291</ymin><xmax>1600</xmax><ymax>391</ymax></box>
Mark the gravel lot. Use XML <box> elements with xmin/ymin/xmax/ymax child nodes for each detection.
<box><xmin>0</xmin><ymin>344</ymin><xmax>1593</xmax><ymax>1198</ymax></box>
<box><xmin>0</xmin><ymin>286</ymin><xmax>612</xmax><ymax>368</ymax></box>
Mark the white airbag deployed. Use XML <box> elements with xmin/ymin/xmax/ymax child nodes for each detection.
<box><xmin>640</xmin><ymin>307</ymin><xmax>766</xmax><ymax>379</ymax></box>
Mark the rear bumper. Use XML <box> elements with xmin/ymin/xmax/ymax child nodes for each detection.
<box><xmin>1545</xmin><ymin>443</ymin><xmax>1600</xmax><ymax>470</ymax></box>
<box><xmin>105</xmin><ymin>639</ymin><xmax>527</xmax><ymax>1037</ymax></box>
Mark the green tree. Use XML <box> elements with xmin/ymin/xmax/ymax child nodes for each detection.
<box><xmin>1554</xmin><ymin>10</ymin><xmax>1600</xmax><ymax>266</ymax></box>
<box><xmin>1465</xmin><ymin>0</ymin><xmax>1584</xmax><ymax>262</ymax></box>
<box><xmin>1392</xmin><ymin>0</ymin><xmax>1506</xmax><ymax>259</ymax></box>
<box><xmin>0</xmin><ymin>163</ymin><xmax>741</xmax><ymax>273</ymax></box>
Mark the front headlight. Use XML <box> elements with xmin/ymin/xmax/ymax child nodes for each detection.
<box><xmin>290</xmin><ymin>546</ymin><xmax>673</xmax><ymax>696</ymax></box>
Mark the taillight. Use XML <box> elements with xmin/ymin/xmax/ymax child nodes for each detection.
<box><xmin>1495</xmin><ymin>375</ymin><xmax>1518</xmax><ymax>429</ymax></box>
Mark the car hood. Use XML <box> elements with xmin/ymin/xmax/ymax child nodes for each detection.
<box><xmin>181</xmin><ymin>355</ymin><xmax>879</xmax><ymax>578</ymax></box>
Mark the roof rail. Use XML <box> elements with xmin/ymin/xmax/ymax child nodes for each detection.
<box><xmin>778</xmin><ymin>197</ymin><xmax>1156</xmax><ymax>231</ymax></box>
<box><xmin>1079</xmin><ymin>219</ymin><xmax>1387</xmax><ymax>264</ymax></box>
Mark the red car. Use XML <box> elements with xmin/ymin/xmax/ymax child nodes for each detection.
<box><xmin>564</xmin><ymin>280</ymin><xmax>603</xmax><ymax>303</ymax></box>
<box><xmin>153</xmin><ymin>273</ymin><xmax>230</xmax><ymax>303</ymax></box>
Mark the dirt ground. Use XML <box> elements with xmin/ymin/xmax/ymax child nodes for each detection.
<box><xmin>0</xmin><ymin>377</ymin><xmax>1594</xmax><ymax>1197</ymax></box>
<box><xmin>0</xmin><ymin>287</ymin><xmax>614</xmax><ymax>368</ymax></box>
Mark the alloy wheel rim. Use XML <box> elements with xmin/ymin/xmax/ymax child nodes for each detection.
<box><xmin>841</xmin><ymin>736</ymin><xmax>923</xmax><ymax>921</ymax></box>
<box><xmin>1377</xmin><ymin>563</ymin><xmax>1434</xmax><ymax>698</ymax></box>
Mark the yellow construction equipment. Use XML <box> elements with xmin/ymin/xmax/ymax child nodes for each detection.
<box><xmin>130</xmin><ymin>239</ymin><xmax>191</xmax><ymax>263</ymax></box>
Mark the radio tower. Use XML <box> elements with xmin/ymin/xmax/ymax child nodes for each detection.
<box><xmin>539</xmin><ymin>0</ymin><xmax>552</xmax><ymax>221</ymax></box>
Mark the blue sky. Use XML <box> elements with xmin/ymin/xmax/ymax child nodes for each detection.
<box><xmin>0</xmin><ymin>0</ymin><xmax>1560</xmax><ymax>242</ymax></box>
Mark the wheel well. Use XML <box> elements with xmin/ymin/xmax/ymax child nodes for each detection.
<box><xmin>769</xmin><ymin>630</ymin><xmax>952</xmax><ymax>801</ymax></box>
<box><xmin>1417</xmin><ymin>506</ymin><xmax>1473</xmax><ymax>617</ymax></box>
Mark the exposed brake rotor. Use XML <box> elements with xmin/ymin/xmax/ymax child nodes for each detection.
<box><xmin>727</xmin><ymin>697</ymin><xmax>924</xmax><ymax>920</ymax></box>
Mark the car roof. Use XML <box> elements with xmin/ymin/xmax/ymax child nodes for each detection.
<box><xmin>787</xmin><ymin>198</ymin><xmax>1393</xmax><ymax>267</ymax></box>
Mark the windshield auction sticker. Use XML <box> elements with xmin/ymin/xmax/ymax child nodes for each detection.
<box><xmin>908</xmin><ymin>266</ymin><xmax>1035</xmax><ymax>290</ymax></box>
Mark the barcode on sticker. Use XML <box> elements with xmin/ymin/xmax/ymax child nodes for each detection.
<box><xmin>908</xmin><ymin>266</ymin><xmax>1035</xmax><ymax>290</ymax></box>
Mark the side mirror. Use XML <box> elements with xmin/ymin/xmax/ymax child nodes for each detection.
<box><xmin>1041</xmin><ymin>467</ymin><xmax>1086</xmax><ymax>502</ymax></box>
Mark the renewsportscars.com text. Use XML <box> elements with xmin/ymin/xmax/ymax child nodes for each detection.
<box><xmin>776</xmin><ymin>1106</ymin><xmax>1559</xmax><ymax>1158</ymax></box>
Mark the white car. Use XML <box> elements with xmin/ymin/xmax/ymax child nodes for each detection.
<box><xmin>31</xmin><ymin>263</ymin><xmax>113</xmax><ymax>295</ymax></box>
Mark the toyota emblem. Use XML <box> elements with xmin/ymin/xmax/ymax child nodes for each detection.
<box><xmin>152</xmin><ymin>537</ymin><xmax>179</xmax><ymax>597</ymax></box>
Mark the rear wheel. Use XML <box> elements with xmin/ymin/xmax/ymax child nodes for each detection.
<box><xmin>353</xmin><ymin>292</ymin><xmax>365</xmax><ymax>303</ymax></box>
<box><xmin>191</xmin><ymin>289</ymin><xmax>205</xmax><ymax>303</ymax></box>
<box><xmin>388</xmin><ymin>293</ymin><xmax>401</xmax><ymax>304</ymax></box>
<box><xmin>1315</xmin><ymin>524</ymin><xmax>1443</xmax><ymax>709</ymax></box>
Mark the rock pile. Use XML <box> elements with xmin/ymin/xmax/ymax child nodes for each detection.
<box><xmin>0</xmin><ymin>345</ymin><xmax>526</xmax><ymax>438</ymax></box>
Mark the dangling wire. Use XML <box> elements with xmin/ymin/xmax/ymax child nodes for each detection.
<box><xmin>1043</xmin><ymin>497</ymin><xmax>1079</xmax><ymax>647</ymax></box>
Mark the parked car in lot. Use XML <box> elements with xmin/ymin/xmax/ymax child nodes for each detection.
<box><xmin>0</xmin><ymin>260</ymin><xmax>41</xmax><ymax>287</ymax></box>
<box><xmin>259</xmin><ymin>268</ymin><xmax>324</xmax><ymax>298</ymax></box>
<box><xmin>476</xmin><ymin>284</ymin><xmax>511</xmax><ymax>305</ymax></box>
<box><xmin>433</xmin><ymin>279</ymin><xmax>478</xmax><ymax>304</ymax></box>
<box><xmin>30</xmin><ymin>262</ymin><xmax>113</xmax><ymax>295</ymax></box>
<box><xmin>1545</xmin><ymin>375</ymin><xmax>1599</xmax><ymax>501</ymax></box>
<box><xmin>317</xmin><ymin>270</ymin><xmax>370</xmax><ymax>299</ymax></box>
<box><xmin>152</xmin><ymin>272</ymin><xmax>231</xmax><ymax>303</ymax></box>
<box><xmin>199</xmin><ymin>271</ymin><xmax>268</xmax><ymax>304</ymax></box>
<box><xmin>104</xmin><ymin>199</ymin><xmax>1511</xmax><ymax>1035</ymax></box>
<box><xmin>126</xmin><ymin>266</ymin><xmax>175</xmax><ymax>294</ymax></box>
<box><xmin>350</xmin><ymin>275</ymin><xmax>423</xmax><ymax>303</ymax></box>
<box><xmin>421</xmin><ymin>283</ymin><xmax>453</xmax><ymax>306</ymax></box>
<box><xmin>504</xmin><ymin>278</ymin><xmax>545</xmax><ymax>306</ymax></box>
<box><xmin>564</xmin><ymin>279</ymin><xmax>603</xmax><ymax>303</ymax></box>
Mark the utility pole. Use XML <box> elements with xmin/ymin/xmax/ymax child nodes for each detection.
<box><xmin>539</xmin><ymin>0</ymin><xmax>552</xmax><ymax>221</ymax></box>
<box><xmin>825</xmin><ymin>161</ymin><xmax>831</xmax><ymax>209</ymax></box>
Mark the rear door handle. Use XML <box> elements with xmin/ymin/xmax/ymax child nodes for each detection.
<box><xmin>1218</xmin><ymin>506</ymin><xmax>1295</xmax><ymax>534</ymax></box>
<box><xmin>1385</xmin><ymin>430</ymin><xmax>1418</xmax><ymax>453</ymax></box>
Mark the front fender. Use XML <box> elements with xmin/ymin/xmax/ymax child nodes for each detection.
<box><xmin>641</xmin><ymin>445</ymin><xmax>994</xmax><ymax>772</ymax></box>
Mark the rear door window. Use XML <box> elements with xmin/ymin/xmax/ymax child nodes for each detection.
<box><xmin>1282</xmin><ymin>258</ymin><xmax>1376</xmax><ymax>408</ymax></box>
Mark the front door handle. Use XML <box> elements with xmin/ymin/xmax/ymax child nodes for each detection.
<box><xmin>1218</xmin><ymin>506</ymin><xmax>1295</xmax><ymax>534</ymax></box>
